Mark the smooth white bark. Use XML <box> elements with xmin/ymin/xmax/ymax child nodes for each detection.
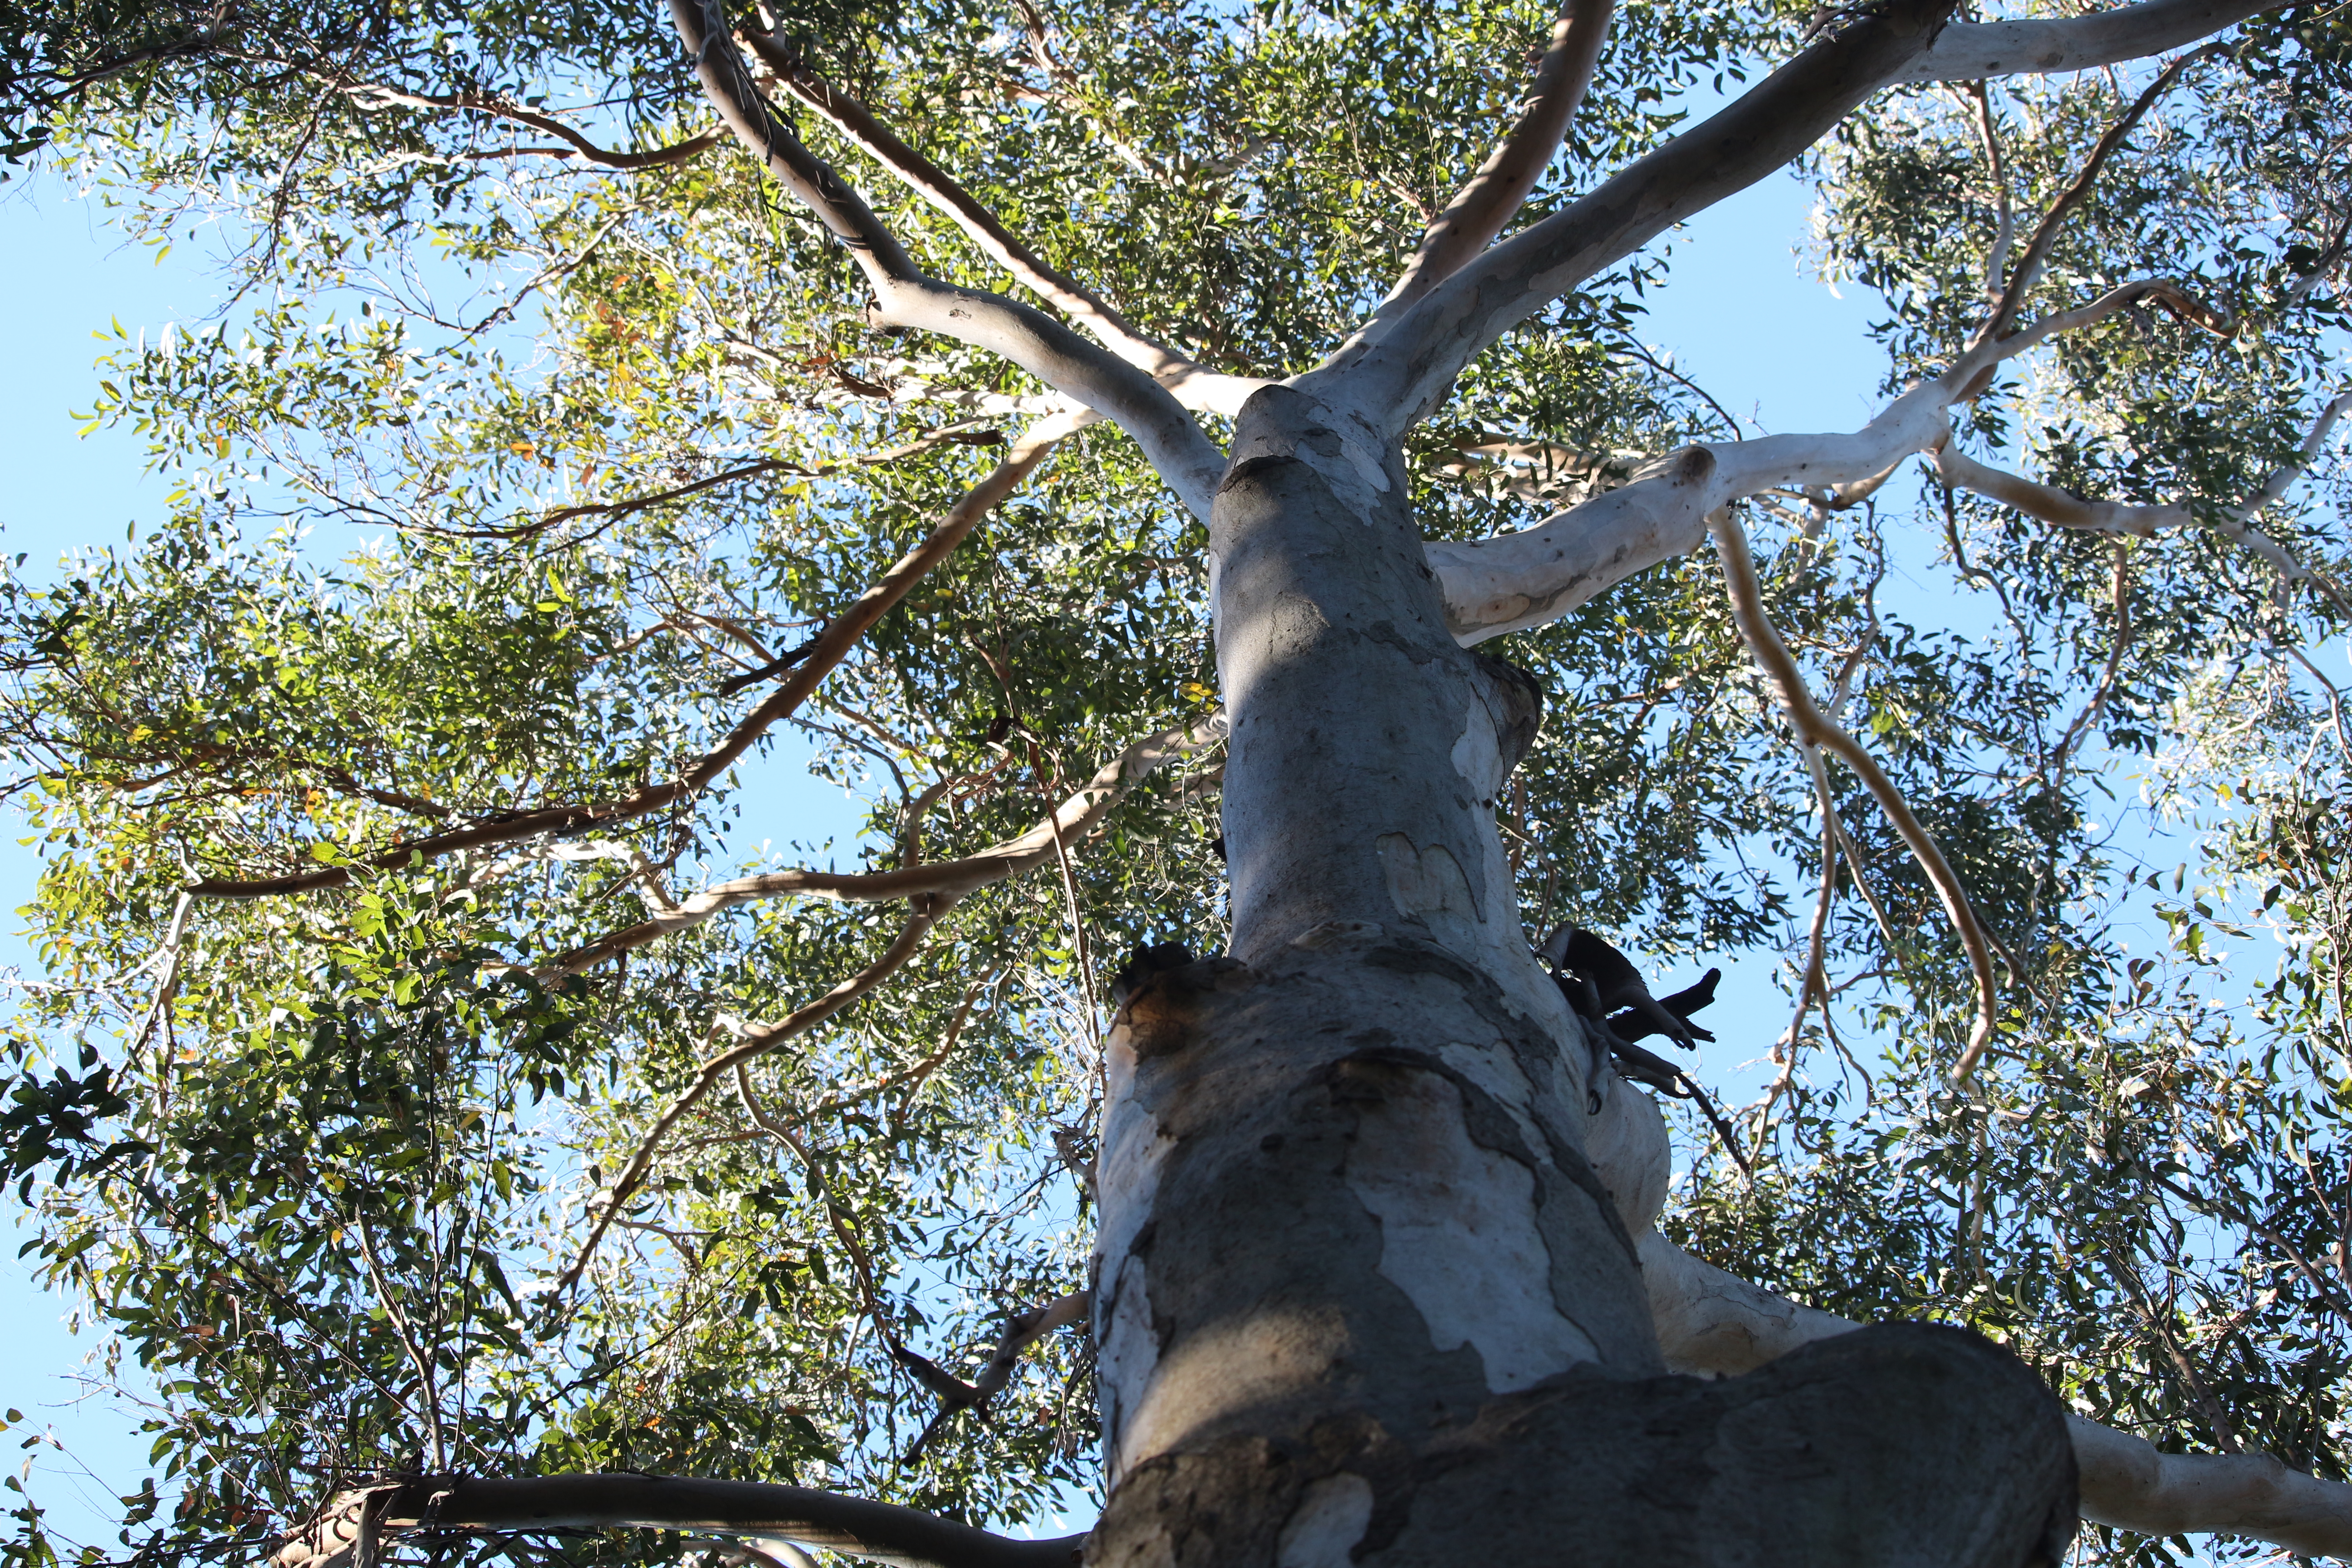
<box><xmin>1888</xmin><ymin>0</ymin><xmax>2279</xmax><ymax>83</ymax></box>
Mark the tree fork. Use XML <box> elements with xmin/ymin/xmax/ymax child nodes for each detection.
<box><xmin>1082</xmin><ymin>385</ymin><xmax>2080</xmax><ymax>1564</ymax></box>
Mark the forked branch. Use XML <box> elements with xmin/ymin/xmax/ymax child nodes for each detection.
<box><xmin>670</xmin><ymin>0</ymin><xmax>1224</xmax><ymax>514</ymax></box>
<box><xmin>1427</xmin><ymin>276</ymin><xmax>2235</xmax><ymax>644</ymax></box>
<box><xmin>1936</xmin><ymin>387</ymin><xmax>2352</xmax><ymax>613</ymax></box>
<box><xmin>892</xmin><ymin>1289</ymin><xmax>1090</xmax><ymax>1460</ymax></box>
<box><xmin>271</xmin><ymin>1474</ymin><xmax>1083</xmax><ymax>1568</ymax></box>
<box><xmin>185</xmin><ymin>412</ymin><xmax>1087</xmax><ymax>899</ymax></box>
<box><xmin>1706</xmin><ymin>508</ymin><xmax>2002</xmax><ymax>1081</ymax></box>
<box><xmin>741</xmin><ymin>34</ymin><xmax>1263</xmax><ymax>418</ymax></box>
<box><xmin>1324</xmin><ymin>0</ymin><xmax>2272</xmax><ymax>431</ymax></box>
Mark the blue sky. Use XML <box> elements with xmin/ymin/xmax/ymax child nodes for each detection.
<box><xmin>0</xmin><ymin>141</ymin><xmax>2030</xmax><ymax>1542</ymax></box>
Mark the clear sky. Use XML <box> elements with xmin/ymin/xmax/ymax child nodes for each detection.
<box><xmin>0</xmin><ymin>141</ymin><xmax>1914</xmax><ymax>1543</ymax></box>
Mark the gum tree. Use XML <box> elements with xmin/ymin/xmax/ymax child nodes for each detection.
<box><xmin>5</xmin><ymin>0</ymin><xmax>2352</xmax><ymax>1564</ymax></box>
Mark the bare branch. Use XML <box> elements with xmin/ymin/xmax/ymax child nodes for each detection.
<box><xmin>1707</xmin><ymin>507</ymin><xmax>2001</xmax><ymax>1081</ymax></box>
<box><xmin>1365</xmin><ymin>0</ymin><xmax>1616</xmax><ymax>329</ymax></box>
<box><xmin>324</xmin><ymin>76</ymin><xmax>720</xmax><ymax>169</ymax></box>
<box><xmin>272</xmin><ymin>1474</ymin><xmax>1084</xmax><ymax>1568</ymax></box>
<box><xmin>742</xmin><ymin>35</ymin><xmax>1265</xmax><ymax>418</ymax></box>
<box><xmin>1888</xmin><ymin>0</ymin><xmax>2278</xmax><ymax>84</ymax></box>
<box><xmin>126</xmin><ymin>890</ymin><xmax>195</xmax><ymax>1058</ymax></box>
<box><xmin>184</xmin><ymin>412</ymin><xmax>1086</xmax><ymax>899</ymax></box>
<box><xmin>669</xmin><ymin>0</ymin><xmax>1225</xmax><ymax>514</ymax></box>
<box><xmin>541</xmin><ymin>716</ymin><xmax>1224</xmax><ymax>975</ymax></box>
<box><xmin>1425</xmin><ymin>277</ymin><xmax>2233</xmax><ymax>644</ymax></box>
<box><xmin>894</xmin><ymin>1289</ymin><xmax>1090</xmax><ymax>1460</ymax></box>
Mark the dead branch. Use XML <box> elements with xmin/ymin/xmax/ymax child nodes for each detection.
<box><xmin>1707</xmin><ymin>507</ymin><xmax>2002</xmax><ymax>1083</ymax></box>
<box><xmin>270</xmin><ymin>1474</ymin><xmax>1083</xmax><ymax>1568</ymax></box>
<box><xmin>184</xmin><ymin>412</ymin><xmax>1085</xmax><ymax>900</ymax></box>
<box><xmin>539</xmin><ymin>716</ymin><xmax>1223</xmax><ymax>975</ymax></box>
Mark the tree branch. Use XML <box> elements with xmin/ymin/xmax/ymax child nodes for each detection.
<box><xmin>669</xmin><ymin>0</ymin><xmax>1225</xmax><ymax>515</ymax></box>
<box><xmin>1977</xmin><ymin>44</ymin><xmax>2220</xmax><ymax>342</ymax></box>
<box><xmin>559</xmin><ymin>897</ymin><xmax>949</xmax><ymax>1292</ymax></box>
<box><xmin>540</xmin><ymin>716</ymin><xmax>1223</xmax><ymax>975</ymax></box>
<box><xmin>183</xmin><ymin>412</ymin><xmax>1087</xmax><ymax>899</ymax></box>
<box><xmin>1423</xmin><ymin>277</ymin><xmax>2232</xmax><ymax>643</ymax></box>
<box><xmin>326</xmin><ymin>77</ymin><xmax>720</xmax><ymax>169</ymax></box>
<box><xmin>1935</xmin><ymin>387</ymin><xmax>2352</xmax><ymax>614</ymax></box>
<box><xmin>1707</xmin><ymin>506</ymin><xmax>2001</xmax><ymax>1081</ymax></box>
<box><xmin>1314</xmin><ymin>0</ymin><xmax>1960</xmax><ymax>431</ymax></box>
<box><xmin>420</xmin><ymin>417</ymin><xmax>1014</xmax><ymax>544</ymax></box>
<box><xmin>1320</xmin><ymin>0</ymin><xmax>2270</xmax><ymax>431</ymax></box>
<box><xmin>1360</xmin><ymin>0</ymin><xmax>1617</xmax><ymax>334</ymax></box>
<box><xmin>741</xmin><ymin>34</ymin><xmax>1265</xmax><ymax>419</ymax></box>
<box><xmin>271</xmin><ymin>1474</ymin><xmax>1083</xmax><ymax>1568</ymax></box>
<box><xmin>1888</xmin><ymin>0</ymin><xmax>2279</xmax><ymax>84</ymax></box>
<box><xmin>1635</xmin><ymin>1231</ymin><xmax>2352</xmax><ymax>1555</ymax></box>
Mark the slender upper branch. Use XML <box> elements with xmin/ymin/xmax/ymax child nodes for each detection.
<box><xmin>326</xmin><ymin>77</ymin><xmax>720</xmax><ymax>169</ymax></box>
<box><xmin>559</xmin><ymin>898</ymin><xmax>950</xmax><ymax>1291</ymax></box>
<box><xmin>541</xmin><ymin>716</ymin><xmax>1223</xmax><ymax>974</ymax></box>
<box><xmin>271</xmin><ymin>1474</ymin><xmax>1083</xmax><ymax>1568</ymax></box>
<box><xmin>185</xmin><ymin>413</ymin><xmax>1086</xmax><ymax>898</ymax></box>
<box><xmin>1978</xmin><ymin>44</ymin><xmax>2220</xmax><ymax>342</ymax></box>
<box><xmin>670</xmin><ymin>0</ymin><xmax>1225</xmax><ymax>514</ymax></box>
<box><xmin>1708</xmin><ymin>508</ymin><xmax>2002</xmax><ymax>1080</ymax></box>
<box><xmin>742</xmin><ymin>34</ymin><xmax>1264</xmax><ymax>418</ymax></box>
<box><xmin>1360</xmin><ymin>0</ymin><xmax>1617</xmax><ymax>336</ymax></box>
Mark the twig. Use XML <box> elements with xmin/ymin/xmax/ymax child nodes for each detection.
<box><xmin>554</xmin><ymin>897</ymin><xmax>952</xmax><ymax>1292</ymax></box>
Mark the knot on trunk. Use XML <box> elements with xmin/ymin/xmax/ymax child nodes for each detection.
<box><xmin>1111</xmin><ymin>946</ymin><xmax>1256</xmax><ymax>1058</ymax></box>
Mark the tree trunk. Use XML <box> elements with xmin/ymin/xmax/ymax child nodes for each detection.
<box><xmin>1087</xmin><ymin>387</ymin><xmax>2080</xmax><ymax>1567</ymax></box>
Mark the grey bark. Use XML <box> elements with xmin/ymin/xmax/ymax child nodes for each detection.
<box><xmin>1083</xmin><ymin>386</ymin><xmax>2079</xmax><ymax>1566</ymax></box>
